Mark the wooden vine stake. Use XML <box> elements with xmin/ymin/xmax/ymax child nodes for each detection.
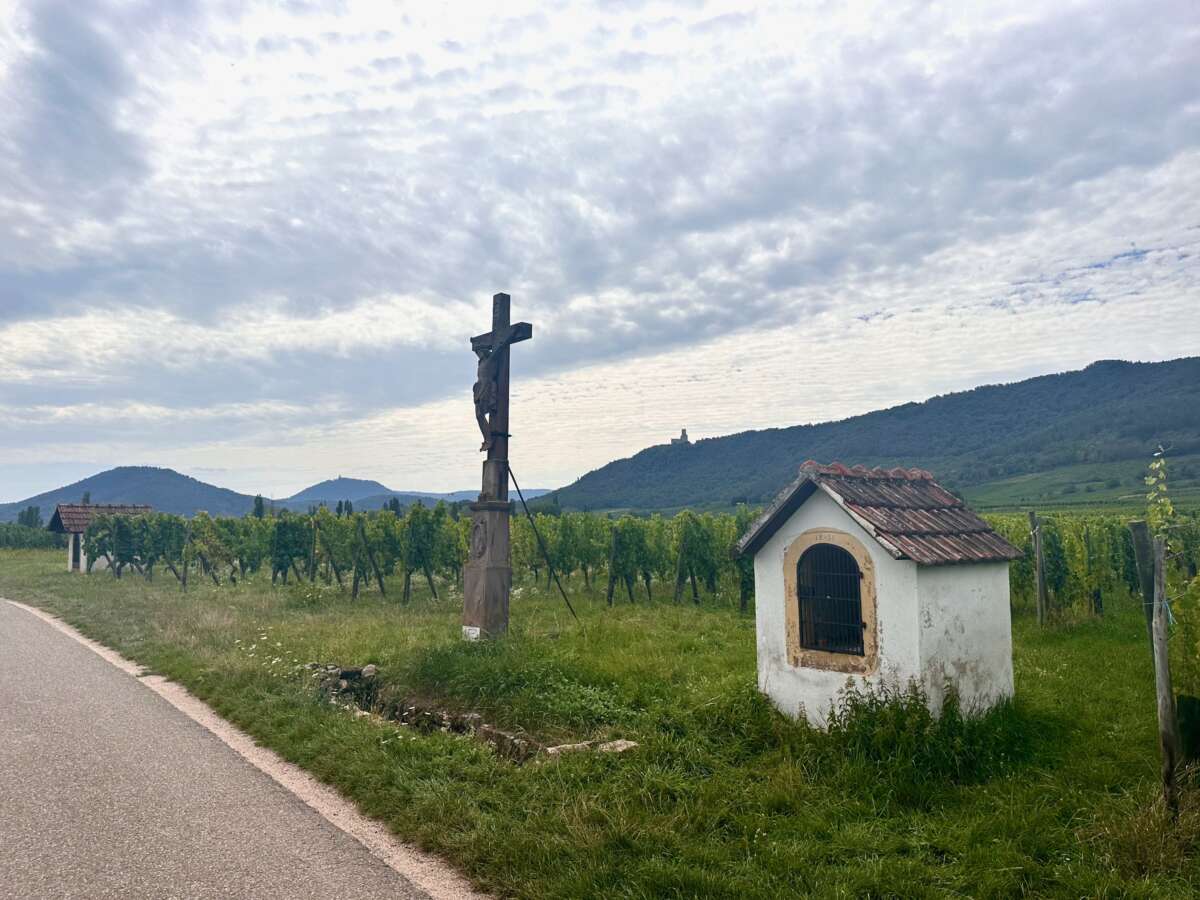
<box><xmin>350</xmin><ymin>526</ymin><xmax>365</xmax><ymax>600</ymax></box>
<box><xmin>1129</xmin><ymin>519</ymin><xmax>1157</xmax><ymax>648</ymax></box>
<box><xmin>673</xmin><ymin>527</ymin><xmax>698</xmax><ymax>603</ymax></box>
<box><xmin>308</xmin><ymin>519</ymin><xmax>318</xmax><ymax>582</ymax></box>
<box><xmin>605</xmin><ymin>526</ymin><xmax>635</xmax><ymax>606</ymax></box>
<box><xmin>1028</xmin><ymin>511</ymin><xmax>1047</xmax><ymax>626</ymax></box>
<box><xmin>357</xmin><ymin>518</ymin><xmax>387</xmax><ymax>598</ymax></box>
<box><xmin>1152</xmin><ymin>535</ymin><xmax>1181</xmax><ymax>817</ymax></box>
<box><xmin>181</xmin><ymin>521</ymin><xmax>192</xmax><ymax>592</ymax></box>
<box><xmin>326</xmin><ymin>543</ymin><xmax>345</xmax><ymax>590</ymax></box>
<box><xmin>606</xmin><ymin>528</ymin><xmax>618</xmax><ymax>607</ymax></box>
<box><xmin>1130</xmin><ymin>520</ymin><xmax>1181</xmax><ymax>817</ymax></box>
<box><xmin>672</xmin><ymin>535</ymin><xmax>685</xmax><ymax>603</ymax></box>
<box><xmin>308</xmin><ymin>518</ymin><xmax>344</xmax><ymax>589</ymax></box>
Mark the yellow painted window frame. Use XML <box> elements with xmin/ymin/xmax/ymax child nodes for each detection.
<box><xmin>782</xmin><ymin>528</ymin><xmax>879</xmax><ymax>676</ymax></box>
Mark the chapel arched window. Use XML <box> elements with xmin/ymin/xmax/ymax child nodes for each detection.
<box><xmin>797</xmin><ymin>543</ymin><xmax>864</xmax><ymax>655</ymax></box>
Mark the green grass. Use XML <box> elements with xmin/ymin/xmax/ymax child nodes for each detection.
<box><xmin>2</xmin><ymin>549</ymin><xmax>1198</xmax><ymax>898</ymax></box>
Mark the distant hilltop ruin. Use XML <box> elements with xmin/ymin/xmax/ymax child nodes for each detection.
<box><xmin>671</xmin><ymin>429</ymin><xmax>690</xmax><ymax>446</ymax></box>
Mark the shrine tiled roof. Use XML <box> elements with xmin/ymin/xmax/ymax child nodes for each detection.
<box><xmin>48</xmin><ymin>504</ymin><xmax>153</xmax><ymax>534</ymax></box>
<box><xmin>736</xmin><ymin>461</ymin><xmax>1022</xmax><ymax>566</ymax></box>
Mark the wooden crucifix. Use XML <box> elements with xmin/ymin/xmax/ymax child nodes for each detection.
<box><xmin>463</xmin><ymin>292</ymin><xmax>532</xmax><ymax>640</ymax></box>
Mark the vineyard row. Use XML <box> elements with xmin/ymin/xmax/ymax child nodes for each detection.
<box><xmin>76</xmin><ymin>504</ymin><xmax>1200</xmax><ymax>614</ymax></box>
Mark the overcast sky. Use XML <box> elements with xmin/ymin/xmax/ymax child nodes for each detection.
<box><xmin>1</xmin><ymin>0</ymin><xmax>1197</xmax><ymax>501</ymax></box>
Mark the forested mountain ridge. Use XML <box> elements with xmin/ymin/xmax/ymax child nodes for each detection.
<box><xmin>0</xmin><ymin>467</ymin><xmax>550</xmax><ymax>522</ymax></box>
<box><xmin>3</xmin><ymin>359</ymin><xmax>1193</xmax><ymax>521</ymax></box>
<box><xmin>0</xmin><ymin>466</ymin><xmax>257</xmax><ymax>520</ymax></box>
<box><xmin>285</xmin><ymin>477</ymin><xmax>393</xmax><ymax>504</ymax></box>
<box><xmin>548</xmin><ymin>357</ymin><xmax>1200</xmax><ymax>512</ymax></box>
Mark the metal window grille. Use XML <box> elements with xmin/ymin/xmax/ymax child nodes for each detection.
<box><xmin>797</xmin><ymin>543</ymin><xmax>864</xmax><ymax>655</ymax></box>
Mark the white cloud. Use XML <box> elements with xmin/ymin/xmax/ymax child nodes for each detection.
<box><xmin>0</xmin><ymin>0</ymin><xmax>1197</xmax><ymax>499</ymax></box>
<box><xmin>0</xmin><ymin>292</ymin><xmax>476</xmax><ymax>384</ymax></box>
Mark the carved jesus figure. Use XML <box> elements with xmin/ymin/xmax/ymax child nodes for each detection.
<box><xmin>472</xmin><ymin>330</ymin><xmax>519</xmax><ymax>452</ymax></box>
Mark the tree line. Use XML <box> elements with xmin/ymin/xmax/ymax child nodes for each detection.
<box><xmin>0</xmin><ymin>521</ymin><xmax>62</xmax><ymax>550</ymax></box>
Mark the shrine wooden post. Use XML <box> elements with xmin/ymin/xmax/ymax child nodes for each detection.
<box><xmin>463</xmin><ymin>293</ymin><xmax>531</xmax><ymax>640</ymax></box>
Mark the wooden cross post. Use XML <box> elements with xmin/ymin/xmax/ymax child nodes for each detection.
<box><xmin>463</xmin><ymin>292</ymin><xmax>532</xmax><ymax>640</ymax></box>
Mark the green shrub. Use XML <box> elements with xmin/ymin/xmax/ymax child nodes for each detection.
<box><xmin>0</xmin><ymin>523</ymin><xmax>62</xmax><ymax>550</ymax></box>
<box><xmin>822</xmin><ymin>680</ymin><xmax>1036</xmax><ymax>792</ymax></box>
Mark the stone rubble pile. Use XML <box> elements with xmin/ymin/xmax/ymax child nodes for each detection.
<box><xmin>307</xmin><ymin>662</ymin><xmax>637</xmax><ymax>763</ymax></box>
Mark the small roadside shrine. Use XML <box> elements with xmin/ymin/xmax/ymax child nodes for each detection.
<box><xmin>736</xmin><ymin>461</ymin><xmax>1021</xmax><ymax>726</ymax></box>
<box><xmin>48</xmin><ymin>504</ymin><xmax>152</xmax><ymax>573</ymax></box>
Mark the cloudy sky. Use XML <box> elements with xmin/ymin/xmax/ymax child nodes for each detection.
<box><xmin>0</xmin><ymin>0</ymin><xmax>1197</xmax><ymax>501</ymax></box>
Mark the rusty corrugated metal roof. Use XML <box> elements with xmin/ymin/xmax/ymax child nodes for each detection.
<box><xmin>48</xmin><ymin>504</ymin><xmax>153</xmax><ymax>534</ymax></box>
<box><xmin>737</xmin><ymin>461</ymin><xmax>1022</xmax><ymax>565</ymax></box>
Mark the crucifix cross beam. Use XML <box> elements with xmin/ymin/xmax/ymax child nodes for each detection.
<box><xmin>469</xmin><ymin>321</ymin><xmax>532</xmax><ymax>353</ymax></box>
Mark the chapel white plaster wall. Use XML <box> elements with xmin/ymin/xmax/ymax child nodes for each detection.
<box><xmin>83</xmin><ymin>546</ymin><xmax>109</xmax><ymax>573</ymax></box>
<box><xmin>916</xmin><ymin>561</ymin><xmax>1014</xmax><ymax>712</ymax></box>
<box><xmin>754</xmin><ymin>489</ymin><xmax>919</xmax><ymax>726</ymax></box>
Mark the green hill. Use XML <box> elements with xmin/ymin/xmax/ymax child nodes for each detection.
<box><xmin>0</xmin><ymin>466</ymin><xmax>257</xmax><ymax>521</ymax></box>
<box><xmin>285</xmin><ymin>477</ymin><xmax>394</xmax><ymax>504</ymax></box>
<box><xmin>548</xmin><ymin>357</ymin><xmax>1200</xmax><ymax>513</ymax></box>
<box><xmin>0</xmin><ymin>468</ymin><xmax>546</xmax><ymax>522</ymax></box>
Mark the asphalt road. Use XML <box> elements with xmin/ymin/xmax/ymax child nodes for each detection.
<box><xmin>0</xmin><ymin>601</ymin><xmax>431</xmax><ymax>900</ymax></box>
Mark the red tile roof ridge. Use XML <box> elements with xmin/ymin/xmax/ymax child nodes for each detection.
<box><xmin>55</xmin><ymin>503</ymin><xmax>153</xmax><ymax>510</ymax></box>
<box><xmin>739</xmin><ymin>463</ymin><xmax>1021</xmax><ymax>564</ymax></box>
<box><xmin>49</xmin><ymin>503</ymin><xmax>155</xmax><ymax>533</ymax></box>
<box><xmin>799</xmin><ymin>460</ymin><xmax>933</xmax><ymax>481</ymax></box>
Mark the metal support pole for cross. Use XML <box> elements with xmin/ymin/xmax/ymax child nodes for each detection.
<box><xmin>508</xmin><ymin>464</ymin><xmax>579</xmax><ymax>624</ymax></box>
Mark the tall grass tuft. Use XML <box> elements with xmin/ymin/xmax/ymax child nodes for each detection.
<box><xmin>821</xmin><ymin>680</ymin><xmax>1039</xmax><ymax>806</ymax></box>
<box><xmin>1090</xmin><ymin>776</ymin><xmax>1200</xmax><ymax>877</ymax></box>
<box><xmin>404</xmin><ymin>638</ymin><xmax>638</xmax><ymax>734</ymax></box>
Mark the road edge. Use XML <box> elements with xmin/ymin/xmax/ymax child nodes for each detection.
<box><xmin>4</xmin><ymin>599</ymin><xmax>490</xmax><ymax>900</ymax></box>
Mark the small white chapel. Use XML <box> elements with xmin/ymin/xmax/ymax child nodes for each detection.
<box><xmin>737</xmin><ymin>461</ymin><xmax>1022</xmax><ymax>726</ymax></box>
<box><xmin>48</xmin><ymin>503</ymin><xmax>153</xmax><ymax>573</ymax></box>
